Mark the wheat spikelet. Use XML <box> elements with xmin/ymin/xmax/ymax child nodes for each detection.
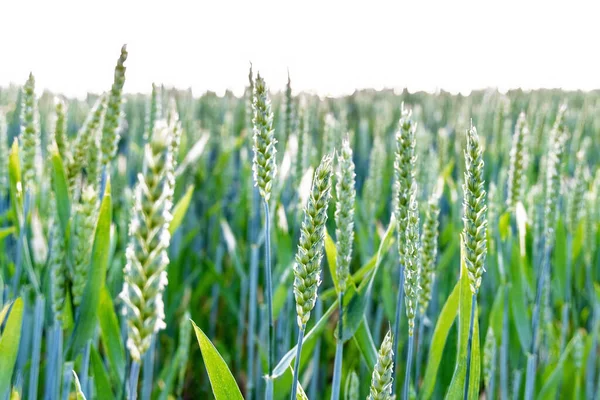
<box><xmin>120</xmin><ymin>120</ymin><xmax>174</xmax><ymax>361</ymax></box>
<box><xmin>403</xmin><ymin>193</ymin><xmax>421</xmax><ymax>336</ymax></box>
<box><xmin>70</xmin><ymin>95</ymin><xmax>106</xmax><ymax>192</ymax></box>
<box><xmin>506</xmin><ymin>112</ymin><xmax>529</xmax><ymax>208</ymax></box>
<box><xmin>393</xmin><ymin>103</ymin><xmax>417</xmax><ymax>264</ymax></box>
<box><xmin>252</xmin><ymin>73</ymin><xmax>277</xmax><ymax>202</ymax></box>
<box><xmin>49</xmin><ymin>198</ymin><xmax>67</xmax><ymax>320</ymax></box>
<box><xmin>418</xmin><ymin>196</ymin><xmax>440</xmax><ymax>314</ymax></box>
<box><xmin>368</xmin><ymin>329</ymin><xmax>394</xmax><ymax>400</ymax></box>
<box><xmin>53</xmin><ymin>97</ymin><xmax>69</xmax><ymax>162</ymax></box>
<box><xmin>70</xmin><ymin>185</ymin><xmax>99</xmax><ymax>307</ymax></box>
<box><xmin>20</xmin><ymin>73</ymin><xmax>40</xmax><ymax>192</ymax></box>
<box><xmin>293</xmin><ymin>154</ymin><xmax>333</xmax><ymax>327</ymax></box>
<box><xmin>462</xmin><ymin>123</ymin><xmax>487</xmax><ymax>295</ymax></box>
<box><xmin>101</xmin><ymin>45</ymin><xmax>128</xmax><ymax>168</ymax></box>
<box><xmin>566</xmin><ymin>150</ymin><xmax>587</xmax><ymax>232</ymax></box>
<box><xmin>335</xmin><ymin>137</ymin><xmax>355</xmax><ymax>292</ymax></box>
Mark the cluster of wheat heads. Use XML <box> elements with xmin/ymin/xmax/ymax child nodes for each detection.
<box><xmin>0</xmin><ymin>47</ymin><xmax>599</xmax><ymax>400</ymax></box>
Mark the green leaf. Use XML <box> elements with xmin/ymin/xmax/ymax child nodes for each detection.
<box><xmin>90</xmin><ymin>346</ymin><xmax>114</xmax><ymax>400</ymax></box>
<box><xmin>353</xmin><ymin>317</ymin><xmax>378</xmax><ymax>370</ymax></box>
<box><xmin>72</xmin><ymin>371</ymin><xmax>87</xmax><ymax>400</ymax></box>
<box><xmin>342</xmin><ymin>214</ymin><xmax>396</xmax><ymax>341</ymax></box>
<box><xmin>499</xmin><ymin>211</ymin><xmax>511</xmax><ymax>240</ymax></box>
<box><xmin>509</xmin><ymin>243</ymin><xmax>532</xmax><ymax>353</ymax></box>
<box><xmin>0</xmin><ymin>227</ymin><xmax>15</xmax><ymax>241</ymax></box>
<box><xmin>538</xmin><ymin>333</ymin><xmax>581</xmax><ymax>398</ymax></box>
<box><xmin>0</xmin><ymin>298</ymin><xmax>24</xmax><ymax>397</ymax></box>
<box><xmin>273</xmin><ymin>301</ymin><xmax>337</xmax><ymax>378</ymax></box>
<box><xmin>324</xmin><ymin>230</ymin><xmax>338</xmax><ymax>291</ymax></box>
<box><xmin>68</xmin><ymin>180</ymin><xmax>112</xmax><ymax>357</ymax></box>
<box><xmin>191</xmin><ymin>320</ymin><xmax>244</xmax><ymax>400</ymax></box>
<box><xmin>445</xmin><ymin>240</ymin><xmax>480</xmax><ymax>400</ymax></box>
<box><xmin>98</xmin><ymin>286</ymin><xmax>125</xmax><ymax>389</ymax></box>
<box><xmin>420</xmin><ymin>279</ymin><xmax>460</xmax><ymax>400</ymax></box>
<box><xmin>50</xmin><ymin>150</ymin><xmax>71</xmax><ymax>234</ymax></box>
<box><xmin>169</xmin><ymin>184</ymin><xmax>194</xmax><ymax>235</ymax></box>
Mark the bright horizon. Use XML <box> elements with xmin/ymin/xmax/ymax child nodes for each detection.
<box><xmin>2</xmin><ymin>0</ymin><xmax>600</xmax><ymax>98</ymax></box>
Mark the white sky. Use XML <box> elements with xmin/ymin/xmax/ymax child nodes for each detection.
<box><xmin>1</xmin><ymin>0</ymin><xmax>600</xmax><ymax>98</ymax></box>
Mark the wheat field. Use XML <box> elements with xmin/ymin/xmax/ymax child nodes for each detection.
<box><xmin>0</xmin><ymin>46</ymin><xmax>599</xmax><ymax>400</ymax></box>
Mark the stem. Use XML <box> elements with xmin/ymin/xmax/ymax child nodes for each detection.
<box><xmin>403</xmin><ymin>333</ymin><xmax>415</xmax><ymax>400</ymax></box>
<box><xmin>463</xmin><ymin>293</ymin><xmax>477</xmax><ymax>400</ymax></box>
<box><xmin>129</xmin><ymin>361</ymin><xmax>141</xmax><ymax>400</ymax></box>
<box><xmin>500</xmin><ymin>285</ymin><xmax>508</xmax><ymax>400</ymax></box>
<box><xmin>141</xmin><ymin>336</ymin><xmax>156</xmax><ymax>400</ymax></box>
<box><xmin>28</xmin><ymin>295</ymin><xmax>45</xmax><ymax>400</ymax></box>
<box><xmin>392</xmin><ymin>263</ymin><xmax>405</xmax><ymax>395</ymax></box>
<box><xmin>415</xmin><ymin>311</ymin><xmax>426</xmax><ymax>389</ymax></box>
<box><xmin>290</xmin><ymin>325</ymin><xmax>306</xmax><ymax>400</ymax></box>
<box><xmin>62</xmin><ymin>362</ymin><xmax>75</xmax><ymax>400</ymax></box>
<box><xmin>525</xmin><ymin>244</ymin><xmax>551</xmax><ymax>400</ymax></box>
<box><xmin>80</xmin><ymin>340</ymin><xmax>92</xmax><ymax>397</ymax></box>
<box><xmin>264</xmin><ymin>201</ymin><xmax>274</xmax><ymax>400</ymax></box>
<box><xmin>331</xmin><ymin>291</ymin><xmax>344</xmax><ymax>400</ymax></box>
<box><xmin>308</xmin><ymin>299</ymin><xmax>322</xmax><ymax>400</ymax></box>
<box><xmin>488</xmin><ymin>341</ymin><xmax>497</xmax><ymax>400</ymax></box>
<box><xmin>247</xmin><ymin>244</ymin><xmax>259</xmax><ymax>400</ymax></box>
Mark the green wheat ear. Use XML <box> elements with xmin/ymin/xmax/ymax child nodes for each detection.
<box><xmin>403</xmin><ymin>193</ymin><xmax>421</xmax><ymax>336</ymax></box>
<box><xmin>101</xmin><ymin>44</ymin><xmax>128</xmax><ymax>168</ymax></box>
<box><xmin>293</xmin><ymin>154</ymin><xmax>333</xmax><ymax>327</ymax></box>
<box><xmin>121</xmin><ymin>120</ymin><xmax>174</xmax><ymax>362</ymax></box>
<box><xmin>20</xmin><ymin>72</ymin><xmax>40</xmax><ymax>192</ymax></box>
<box><xmin>566</xmin><ymin>150</ymin><xmax>587</xmax><ymax>232</ymax></box>
<box><xmin>335</xmin><ymin>136</ymin><xmax>356</xmax><ymax>292</ymax></box>
<box><xmin>70</xmin><ymin>185</ymin><xmax>99</xmax><ymax>307</ymax></box>
<box><xmin>252</xmin><ymin>72</ymin><xmax>278</xmax><ymax>202</ymax></box>
<box><xmin>70</xmin><ymin>95</ymin><xmax>107</xmax><ymax>194</ymax></box>
<box><xmin>49</xmin><ymin>197</ymin><xmax>68</xmax><ymax>320</ymax></box>
<box><xmin>506</xmin><ymin>112</ymin><xmax>529</xmax><ymax>208</ymax></box>
<box><xmin>53</xmin><ymin>97</ymin><xmax>69</xmax><ymax>163</ymax></box>
<box><xmin>418</xmin><ymin>195</ymin><xmax>440</xmax><ymax>315</ymax></box>
<box><xmin>462</xmin><ymin>123</ymin><xmax>487</xmax><ymax>295</ymax></box>
<box><xmin>394</xmin><ymin>103</ymin><xmax>417</xmax><ymax>264</ymax></box>
<box><xmin>368</xmin><ymin>329</ymin><xmax>394</xmax><ymax>400</ymax></box>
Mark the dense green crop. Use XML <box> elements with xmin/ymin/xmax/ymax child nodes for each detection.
<box><xmin>0</xmin><ymin>46</ymin><xmax>598</xmax><ymax>400</ymax></box>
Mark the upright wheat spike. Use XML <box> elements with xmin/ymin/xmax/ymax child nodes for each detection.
<box><xmin>252</xmin><ymin>73</ymin><xmax>278</xmax><ymax>202</ymax></box>
<box><xmin>121</xmin><ymin>120</ymin><xmax>174</xmax><ymax>362</ymax></box>
<box><xmin>49</xmin><ymin>198</ymin><xmax>67</xmax><ymax>321</ymax></box>
<box><xmin>101</xmin><ymin>45</ymin><xmax>128</xmax><ymax>169</ymax></box>
<box><xmin>291</xmin><ymin>154</ymin><xmax>333</xmax><ymax>400</ymax></box>
<box><xmin>331</xmin><ymin>136</ymin><xmax>355</xmax><ymax>400</ymax></box>
<box><xmin>145</xmin><ymin>83</ymin><xmax>161</xmax><ymax>141</ymax></box>
<box><xmin>70</xmin><ymin>95</ymin><xmax>106</xmax><ymax>192</ymax></box>
<box><xmin>462</xmin><ymin>123</ymin><xmax>487</xmax><ymax>400</ymax></box>
<box><xmin>392</xmin><ymin>103</ymin><xmax>417</xmax><ymax>392</ymax></box>
<box><xmin>70</xmin><ymin>185</ymin><xmax>99</xmax><ymax>307</ymax></box>
<box><xmin>368</xmin><ymin>329</ymin><xmax>394</xmax><ymax>400</ymax></box>
<box><xmin>463</xmin><ymin>124</ymin><xmax>487</xmax><ymax>295</ymax></box>
<box><xmin>506</xmin><ymin>112</ymin><xmax>529</xmax><ymax>208</ymax></box>
<box><xmin>53</xmin><ymin>98</ymin><xmax>69</xmax><ymax>162</ymax></box>
<box><xmin>418</xmin><ymin>197</ymin><xmax>440</xmax><ymax>315</ymax></box>
<box><xmin>20</xmin><ymin>73</ymin><xmax>40</xmax><ymax>192</ymax></box>
<box><xmin>566</xmin><ymin>150</ymin><xmax>587</xmax><ymax>233</ymax></box>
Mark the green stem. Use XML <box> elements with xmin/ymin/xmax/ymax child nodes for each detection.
<box><xmin>290</xmin><ymin>325</ymin><xmax>306</xmax><ymax>400</ymax></box>
<box><xmin>403</xmin><ymin>333</ymin><xmax>414</xmax><ymax>400</ymax></box>
<box><xmin>464</xmin><ymin>293</ymin><xmax>477</xmax><ymax>400</ymax></box>
<box><xmin>264</xmin><ymin>201</ymin><xmax>274</xmax><ymax>400</ymax></box>
<box><xmin>331</xmin><ymin>291</ymin><xmax>344</xmax><ymax>400</ymax></box>
<box><xmin>392</xmin><ymin>263</ymin><xmax>405</xmax><ymax>396</ymax></box>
